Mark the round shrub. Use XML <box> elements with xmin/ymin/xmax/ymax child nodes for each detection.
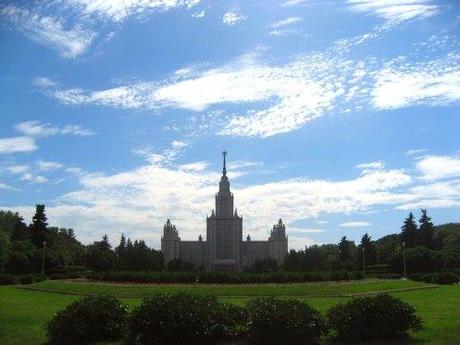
<box><xmin>47</xmin><ymin>295</ymin><xmax>127</xmax><ymax>344</ymax></box>
<box><xmin>246</xmin><ymin>297</ymin><xmax>327</xmax><ymax>345</ymax></box>
<box><xmin>327</xmin><ymin>294</ymin><xmax>422</xmax><ymax>341</ymax></box>
<box><xmin>125</xmin><ymin>292</ymin><xmax>246</xmax><ymax>344</ymax></box>
<box><xmin>431</xmin><ymin>271</ymin><xmax>459</xmax><ymax>285</ymax></box>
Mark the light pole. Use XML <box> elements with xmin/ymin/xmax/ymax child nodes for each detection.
<box><xmin>362</xmin><ymin>246</ymin><xmax>366</xmax><ymax>277</ymax></box>
<box><xmin>41</xmin><ymin>240</ymin><xmax>47</xmax><ymax>278</ymax></box>
<box><xmin>402</xmin><ymin>241</ymin><xmax>407</xmax><ymax>277</ymax></box>
<box><xmin>83</xmin><ymin>246</ymin><xmax>87</xmax><ymax>278</ymax></box>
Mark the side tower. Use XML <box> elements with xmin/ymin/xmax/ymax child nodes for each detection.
<box><xmin>206</xmin><ymin>152</ymin><xmax>243</xmax><ymax>271</ymax></box>
<box><xmin>160</xmin><ymin>219</ymin><xmax>180</xmax><ymax>264</ymax></box>
<box><xmin>269</xmin><ymin>219</ymin><xmax>288</xmax><ymax>264</ymax></box>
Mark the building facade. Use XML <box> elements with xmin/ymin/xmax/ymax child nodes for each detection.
<box><xmin>161</xmin><ymin>152</ymin><xmax>288</xmax><ymax>271</ymax></box>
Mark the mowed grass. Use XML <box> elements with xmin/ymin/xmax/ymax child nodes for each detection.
<box><xmin>0</xmin><ymin>279</ymin><xmax>459</xmax><ymax>345</ymax></box>
<box><xmin>19</xmin><ymin>278</ymin><xmax>433</xmax><ymax>297</ymax></box>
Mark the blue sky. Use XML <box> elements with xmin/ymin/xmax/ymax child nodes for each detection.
<box><xmin>0</xmin><ymin>0</ymin><xmax>459</xmax><ymax>249</ymax></box>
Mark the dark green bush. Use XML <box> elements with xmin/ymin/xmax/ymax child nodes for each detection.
<box><xmin>431</xmin><ymin>271</ymin><xmax>459</xmax><ymax>285</ymax></box>
<box><xmin>18</xmin><ymin>273</ymin><xmax>44</xmax><ymax>284</ymax></box>
<box><xmin>246</xmin><ymin>297</ymin><xmax>326</xmax><ymax>345</ymax></box>
<box><xmin>47</xmin><ymin>295</ymin><xmax>127</xmax><ymax>344</ymax></box>
<box><xmin>0</xmin><ymin>274</ymin><xmax>19</xmax><ymax>285</ymax></box>
<box><xmin>376</xmin><ymin>273</ymin><xmax>402</xmax><ymax>279</ymax></box>
<box><xmin>125</xmin><ymin>292</ymin><xmax>246</xmax><ymax>344</ymax></box>
<box><xmin>327</xmin><ymin>294</ymin><xmax>422</xmax><ymax>341</ymax></box>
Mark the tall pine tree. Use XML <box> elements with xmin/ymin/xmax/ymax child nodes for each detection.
<box><xmin>419</xmin><ymin>209</ymin><xmax>434</xmax><ymax>249</ymax></box>
<box><xmin>401</xmin><ymin>212</ymin><xmax>417</xmax><ymax>248</ymax></box>
<box><xmin>338</xmin><ymin>236</ymin><xmax>352</xmax><ymax>263</ymax></box>
<box><xmin>358</xmin><ymin>233</ymin><xmax>377</xmax><ymax>267</ymax></box>
<box><xmin>30</xmin><ymin>204</ymin><xmax>48</xmax><ymax>247</ymax></box>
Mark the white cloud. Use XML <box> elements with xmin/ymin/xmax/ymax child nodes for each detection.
<box><xmin>406</xmin><ymin>148</ymin><xmax>427</xmax><ymax>156</ymax></box>
<box><xmin>340</xmin><ymin>221</ymin><xmax>372</xmax><ymax>227</ymax></box>
<box><xmin>192</xmin><ymin>10</ymin><xmax>205</xmax><ymax>18</ymax></box>
<box><xmin>271</xmin><ymin>17</ymin><xmax>302</xmax><ymax>29</ymax></box>
<box><xmin>51</xmin><ymin>53</ymin><xmax>354</xmax><ymax>137</ymax></box>
<box><xmin>20</xmin><ymin>173</ymin><xmax>48</xmax><ymax>184</ymax></box>
<box><xmin>36</xmin><ymin>160</ymin><xmax>63</xmax><ymax>171</ymax></box>
<box><xmin>372</xmin><ymin>55</ymin><xmax>460</xmax><ymax>109</ymax></box>
<box><xmin>0</xmin><ymin>137</ymin><xmax>37</xmax><ymax>155</ymax></box>
<box><xmin>33</xmin><ymin>77</ymin><xmax>57</xmax><ymax>88</ymax></box>
<box><xmin>67</xmin><ymin>0</ymin><xmax>201</xmax><ymax>22</ymax></box>
<box><xmin>15</xmin><ymin>121</ymin><xmax>95</xmax><ymax>137</ymax></box>
<box><xmin>281</xmin><ymin>0</ymin><xmax>306</xmax><ymax>7</ymax></box>
<box><xmin>416</xmin><ymin>155</ymin><xmax>460</xmax><ymax>181</ymax></box>
<box><xmin>7</xmin><ymin>165</ymin><xmax>30</xmax><ymax>174</ymax></box>
<box><xmin>222</xmin><ymin>11</ymin><xmax>247</xmax><ymax>26</ymax></box>
<box><xmin>0</xmin><ymin>182</ymin><xmax>12</xmax><ymax>190</ymax></box>
<box><xmin>347</xmin><ymin>0</ymin><xmax>439</xmax><ymax>22</ymax></box>
<box><xmin>0</xmin><ymin>5</ymin><xmax>96</xmax><ymax>58</ymax></box>
<box><xmin>356</xmin><ymin>161</ymin><xmax>385</xmax><ymax>171</ymax></box>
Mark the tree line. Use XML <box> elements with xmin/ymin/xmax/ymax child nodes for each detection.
<box><xmin>0</xmin><ymin>205</ymin><xmax>459</xmax><ymax>275</ymax></box>
<box><xmin>283</xmin><ymin>210</ymin><xmax>460</xmax><ymax>274</ymax></box>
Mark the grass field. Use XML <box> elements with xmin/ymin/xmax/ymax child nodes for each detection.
<box><xmin>1</xmin><ymin>279</ymin><xmax>459</xmax><ymax>345</ymax></box>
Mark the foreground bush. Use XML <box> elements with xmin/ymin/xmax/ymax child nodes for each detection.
<box><xmin>125</xmin><ymin>292</ymin><xmax>246</xmax><ymax>344</ymax></box>
<box><xmin>327</xmin><ymin>294</ymin><xmax>421</xmax><ymax>341</ymax></box>
<box><xmin>246</xmin><ymin>297</ymin><xmax>326</xmax><ymax>345</ymax></box>
<box><xmin>47</xmin><ymin>295</ymin><xmax>127</xmax><ymax>344</ymax></box>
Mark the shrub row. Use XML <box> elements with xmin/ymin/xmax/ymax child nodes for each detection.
<box><xmin>88</xmin><ymin>270</ymin><xmax>365</xmax><ymax>284</ymax></box>
<box><xmin>408</xmin><ymin>271</ymin><xmax>459</xmax><ymax>285</ymax></box>
<box><xmin>47</xmin><ymin>293</ymin><xmax>422</xmax><ymax>345</ymax></box>
<box><xmin>0</xmin><ymin>273</ymin><xmax>44</xmax><ymax>285</ymax></box>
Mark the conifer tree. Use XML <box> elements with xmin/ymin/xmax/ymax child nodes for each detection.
<box><xmin>116</xmin><ymin>233</ymin><xmax>127</xmax><ymax>257</ymax></box>
<box><xmin>419</xmin><ymin>209</ymin><xmax>435</xmax><ymax>249</ymax></box>
<box><xmin>401</xmin><ymin>212</ymin><xmax>417</xmax><ymax>248</ymax></box>
<box><xmin>338</xmin><ymin>236</ymin><xmax>352</xmax><ymax>262</ymax></box>
<box><xmin>30</xmin><ymin>204</ymin><xmax>48</xmax><ymax>247</ymax></box>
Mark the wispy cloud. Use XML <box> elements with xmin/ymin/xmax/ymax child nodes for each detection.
<box><xmin>340</xmin><ymin>221</ymin><xmax>372</xmax><ymax>227</ymax></box>
<box><xmin>372</xmin><ymin>54</ymin><xmax>460</xmax><ymax>109</ymax></box>
<box><xmin>271</xmin><ymin>17</ymin><xmax>302</xmax><ymax>29</ymax></box>
<box><xmin>6</xmin><ymin>165</ymin><xmax>30</xmax><ymax>174</ymax></box>
<box><xmin>66</xmin><ymin>0</ymin><xmax>201</xmax><ymax>23</ymax></box>
<box><xmin>0</xmin><ymin>137</ymin><xmax>37</xmax><ymax>155</ymax></box>
<box><xmin>15</xmin><ymin>121</ymin><xmax>95</xmax><ymax>137</ymax></box>
<box><xmin>281</xmin><ymin>0</ymin><xmax>306</xmax><ymax>7</ymax></box>
<box><xmin>0</xmin><ymin>5</ymin><xmax>96</xmax><ymax>58</ymax></box>
<box><xmin>36</xmin><ymin>160</ymin><xmax>63</xmax><ymax>171</ymax></box>
<box><xmin>222</xmin><ymin>11</ymin><xmax>247</xmax><ymax>26</ymax></box>
<box><xmin>347</xmin><ymin>0</ymin><xmax>439</xmax><ymax>22</ymax></box>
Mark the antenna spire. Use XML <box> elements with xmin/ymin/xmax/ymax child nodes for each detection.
<box><xmin>222</xmin><ymin>151</ymin><xmax>227</xmax><ymax>176</ymax></box>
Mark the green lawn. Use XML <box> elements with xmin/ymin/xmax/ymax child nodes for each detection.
<box><xmin>0</xmin><ymin>279</ymin><xmax>459</xmax><ymax>345</ymax></box>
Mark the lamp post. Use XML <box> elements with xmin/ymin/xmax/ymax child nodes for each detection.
<box><xmin>362</xmin><ymin>246</ymin><xmax>366</xmax><ymax>277</ymax></box>
<box><xmin>41</xmin><ymin>240</ymin><xmax>47</xmax><ymax>278</ymax></box>
<box><xmin>402</xmin><ymin>241</ymin><xmax>407</xmax><ymax>277</ymax></box>
<box><xmin>83</xmin><ymin>246</ymin><xmax>87</xmax><ymax>278</ymax></box>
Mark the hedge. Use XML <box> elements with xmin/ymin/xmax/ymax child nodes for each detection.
<box><xmin>88</xmin><ymin>270</ymin><xmax>366</xmax><ymax>284</ymax></box>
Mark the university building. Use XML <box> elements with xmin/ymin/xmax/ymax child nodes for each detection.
<box><xmin>161</xmin><ymin>152</ymin><xmax>288</xmax><ymax>271</ymax></box>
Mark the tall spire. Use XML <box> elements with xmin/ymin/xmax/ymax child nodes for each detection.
<box><xmin>222</xmin><ymin>151</ymin><xmax>227</xmax><ymax>176</ymax></box>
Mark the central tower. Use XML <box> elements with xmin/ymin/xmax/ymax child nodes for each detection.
<box><xmin>206</xmin><ymin>151</ymin><xmax>243</xmax><ymax>271</ymax></box>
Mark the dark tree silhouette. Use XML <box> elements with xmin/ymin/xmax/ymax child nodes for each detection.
<box><xmin>419</xmin><ymin>209</ymin><xmax>435</xmax><ymax>249</ymax></box>
<box><xmin>30</xmin><ymin>204</ymin><xmax>48</xmax><ymax>247</ymax></box>
<box><xmin>401</xmin><ymin>212</ymin><xmax>417</xmax><ymax>248</ymax></box>
<box><xmin>338</xmin><ymin>236</ymin><xmax>352</xmax><ymax>263</ymax></box>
